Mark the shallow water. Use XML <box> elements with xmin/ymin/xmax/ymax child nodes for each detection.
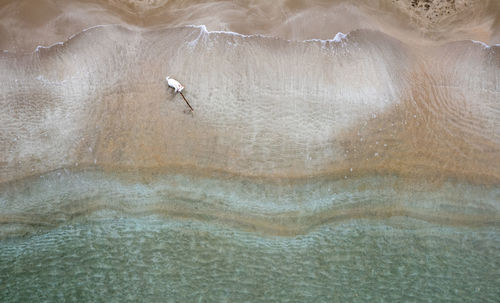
<box><xmin>1</xmin><ymin>218</ymin><xmax>499</xmax><ymax>302</ymax></box>
<box><xmin>1</xmin><ymin>168</ymin><xmax>499</xmax><ymax>237</ymax></box>
<box><xmin>1</xmin><ymin>169</ymin><xmax>499</xmax><ymax>301</ymax></box>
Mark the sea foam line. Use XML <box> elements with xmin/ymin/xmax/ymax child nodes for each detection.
<box><xmin>187</xmin><ymin>24</ymin><xmax>348</xmax><ymax>44</ymax></box>
<box><xmin>185</xmin><ymin>24</ymin><xmax>350</xmax><ymax>49</ymax></box>
<box><xmin>34</xmin><ymin>42</ymin><xmax>64</xmax><ymax>52</ymax></box>
<box><xmin>471</xmin><ymin>40</ymin><xmax>500</xmax><ymax>49</ymax></box>
<box><xmin>186</xmin><ymin>24</ymin><xmax>265</xmax><ymax>39</ymax></box>
<box><xmin>0</xmin><ymin>23</ymin><xmax>494</xmax><ymax>55</ymax></box>
<box><xmin>33</xmin><ymin>24</ymin><xmax>120</xmax><ymax>54</ymax></box>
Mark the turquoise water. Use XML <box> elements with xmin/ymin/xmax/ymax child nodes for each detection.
<box><xmin>1</xmin><ymin>169</ymin><xmax>499</xmax><ymax>301</ymax></box>
<box><xmin>1</xmin><ymin>169</ymin><xmax>498</xmax><ymax>237</ymax></box>
<box><xmin>1</xmin><ymin>217</ymin><xmax>499</xmax><ymax>302</ymax></box>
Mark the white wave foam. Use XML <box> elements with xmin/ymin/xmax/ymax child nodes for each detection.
<box><xmin>186</xmin><ymin>24</ymin><xmax>274</xmax><ymax>47</ymax></box>
<box><xmin>67</xmin><ymin>24</ymin><xmax>117</xmax><ymax>41</ymax></box>
<box><xmin>34</xmin><ymin>42</ymin><xmax>64</xmax><ymax>52</ymax></box>
<box><xmin>471</xmin><ymin>40</ymin><xmax>491</xmax><ymax>49</ymax></box>
<box><xmin>33</xmin><ymin>24</ymin><xmax>120</xmax><ymax>54</ymax></box>
<box><xmin>188</xmin><ymin>24</ymin><xmax>246</xmax><ymax>38</ymax></box>
<box><xmin>333</xmin><ymin>32</ymin><xmax>348</xmax><ymax>43</ymax></box>
<box><xmin>24</xmin><ymin>24</ymin><xmax>352</xmax><ymax>53</ymax></box>
<box><xmin>15</xmin><ymin>23</ymin><xmax>498</xmax><ymax>54</ymax></box>
<box><xmin>471</xmin><ymin>40</ymin><xmax>500</xmax><ymax>49</ymax></box>
<box><xmin>188</xmin><ymin>24</ymin><xmax>349</xmax><ymax>46</ymax></box>
<box><xmin>304</xmin><ymin>32</ymin><xmax>348</xmax><ymax>48</ymax></box>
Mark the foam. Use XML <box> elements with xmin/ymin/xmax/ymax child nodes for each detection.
<box><xmin>27</xmin><ymin>24</ymin><xmax>352</xmax><ymax>54</ymax></box>
<box><xmin>190</xmin><ymin>24</ymin><xmax>350</xmax><ymax>45</ymax></box>
<box><xmin>9</xmin><ymin>23</ymin><xmax>497</xmax><ymax>55</ymax></box>
<box><xmin>34</xmin><ymin>41</ymin><xmax>64</xmax><ymax>52</ymax></box>
<box><xmin>33</xmin><ymin>24</ymin><xmax>120</xmax><ymax>54</ymax></box>
<box><xmin>187</xmin><ymin>24</ymin><xmax>260</xmax><ymax>39</ymax></box>
<box><xmin>66</xmin><ymin>24</ymin><xmax>118</xmax><ymax>40</ymax></box>
<box><xmin>471</xmin><ymin>40</ymin><xmax>500</xmax><ymax>49</ymax></box>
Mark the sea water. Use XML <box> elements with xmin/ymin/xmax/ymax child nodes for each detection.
<box><xmin>1</xmin><ymin>217</ymin><xmax>499</xmax><ymax>302</ymax></box>
<box><xmin>1</xmin><ymin>168</ymin><xmax>499</xmax><ymax>302</ymax></box>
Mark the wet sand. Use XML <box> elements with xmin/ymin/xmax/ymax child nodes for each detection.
<box><xmin>1</xmin><ymin>0</ymin><xmax>499</xmax><ymax>53</ymax></box>
<box><xmin>1</xmin><ymin>25</ymin><xmax>499</xmax><ymax>183</ymax></box>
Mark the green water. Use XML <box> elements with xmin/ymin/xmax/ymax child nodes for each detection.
<box><xmin>1</xmin><ymin>169</ymin><xmax>498</xmax><ymax>238</ymax></box>
<box><xmin>1</xmin><ymin>169</ymin><xmax>499</xmax><ymax>301</ymax></box>
<box><xmin>1</xmin><ymin>217</ymin><xmax>499</xmax><ymax>302</ymax></box>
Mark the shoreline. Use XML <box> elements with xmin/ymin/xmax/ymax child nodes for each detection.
<box><xmin>1</xmin><ymin>0</ymin><xmax>498</xmax><ymax>52</ymax></box>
